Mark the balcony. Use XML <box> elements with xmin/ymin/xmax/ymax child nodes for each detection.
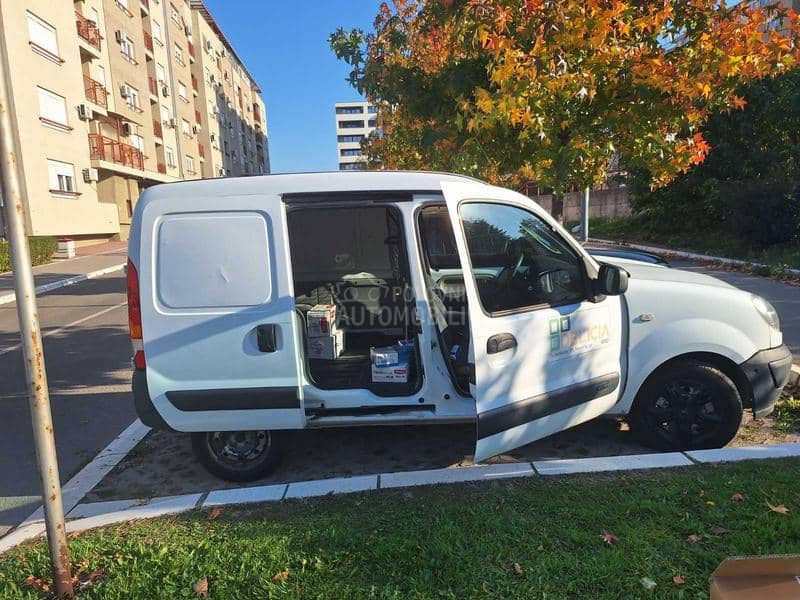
<box><xmin>89</xmin><ymin>134</ymin><xmax>144</xmax><ymax>171</ymax></box>
<box><xmin>143</xmin><ymin>30</ymin><xmax>153</xmax><ymax>53</ymax></box>
<box><xmin>253</xmin><ymin>104</ymin><xmax>261</xmax><ymax>124</ymax></box>
<box><xmin>191</xmin><ymin>75</ymin><xmax>198</xmax><ymax>92</ymax></box>
<box><xmin>194</xmin><ymin>109</ymin><xmax>201</xmax><ymax>124</ymax></box>
<box><xmin>75</xmin><ymin>12</ymin><xmax>101</xmax><ymax>51</ymax></box>
<box><xmin>157</xmin><ymin>162</ymin><xmax>166</xmax><ymax>174</ymax></box>
<box><xmin>148</xmin><ymin>76</ymin><xmax>158</xmax><ymax>96</ymax></box>
<box><xmin>198</xmin><ymin>144</ymin><xmax>206</xmax><ymax>159</ymax></box>
<box><xmin>153</xmin><ymin>119</ymin><xmax>163</xmax><ymax>138</ymax></box>
<box><xmin>83</xmin><ymin>75</ymin><xmax>107</xmax><ymax>109</ymax></box>
<box><xmin>188</xmin><ymin>42</ymin><xmax>195</xmax><ymax>61</ymax></box>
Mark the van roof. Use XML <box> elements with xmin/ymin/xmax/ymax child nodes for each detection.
<box><xmin>139</xmin><ymin>170</ymin><xmax>488</xmax><ymax>204</ymax></box>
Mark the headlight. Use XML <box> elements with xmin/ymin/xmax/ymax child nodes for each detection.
<box><xmin>751</xmin><ymin>295</ymin><xmax>780</xmax><ymax>330</ymax></box>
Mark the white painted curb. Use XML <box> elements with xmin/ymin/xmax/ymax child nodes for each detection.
<box><xmin>789</xmin><ymin>364</ymin><xmax>800</xmax><ymax>388</ymax></box>
<box><xmin>0</xmin><ymin>263</ymin><xmax>126</xmax><ymax>305</ymax></box>
<box><xmin>589</xmin><ymin>238</ymin><xmax>800</xmax><ymax>276</ymax></box>
<box><xmin>1</xmin><ymin>442</ymin><xmax>797</xmax><ymax>554</ymax></box>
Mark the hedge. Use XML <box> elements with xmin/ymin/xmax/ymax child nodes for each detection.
<box><xmin>0</xmin><ymin>236</ymin><xmax>58</xmax><ymax>273</ymax></box>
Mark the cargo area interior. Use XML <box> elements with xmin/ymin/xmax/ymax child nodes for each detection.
<box><xmin>287</xmin><ymin>204</ymin><xmax>422</xmax><ymax>397</ymax></box>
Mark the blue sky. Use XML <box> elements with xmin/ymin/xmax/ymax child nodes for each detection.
<box><xmin>203</xmin><ymin>0</ymin><xmax>381</xmax><ymax>173</ymax></box>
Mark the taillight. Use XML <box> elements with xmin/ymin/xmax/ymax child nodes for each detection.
<box><xmin>127</xmin><ymin>258</ymin><xmax>146</xmax><ymax>369</ymax></box>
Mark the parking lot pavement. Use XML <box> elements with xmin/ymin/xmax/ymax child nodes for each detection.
<box><xmin>0</xmin><ymin>272</ymin><xmax>134</xmax><ymax>535</ymax></box>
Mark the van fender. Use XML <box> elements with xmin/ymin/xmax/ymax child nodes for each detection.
<box><xmin>611</xmin><ymin>317</ymin><xmax>761</xmax><ymax>415</ymax></box>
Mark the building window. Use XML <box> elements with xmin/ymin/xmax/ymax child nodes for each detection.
<box><xmin>338</xmin><ymin>119</ymin><xmax>364</xmax><ymax>129</ymax></box>
<box><xmin>186</xmin><ymin>155</ymin><xmax>195</xmax><ymax>174</ymax></box>
<box><xmin>170</xmin><ymin>3</ymin><xmax>180</xmax><ymax>25</ymax></box>
<box><xmin>340</xmin><ymin>148</ymin><xmax>363</xmax><ymax>157</ymax></box>
<box><xmin>181</xmin><ymin>118</ymin><xmax>191</xmax><ymax>136</ymax></box>
<box><xmin>37</xmin><ymin>87</ymin><xmax>69</xmax><ymax>130</ymax></box>
<box><xmin>368</xmin><ymin>119</ymin><xmax>377</xmax><ymax>128</ymax></box>
<box><xmin>27</xmin><ymin>12</ymin><xmax>61</xmax><ymax>63</ymax></box>
<box><xmin>174</xmin><ymin>44</ymin><xmax>184</xmax><ymax>65</ymax></box>
<box><xmin>130</xmin><ymin>134</ymin><xmax>145</xmax><ymax>152</ymax></box>
<box><xmin>120</xmin><ymin>34</ymin><xmax>136</xmax><ymax>63</ymax></box>
<box><xmin>47</xmin><ymin>160</ymin><xmax>77</xmax><ymax>195</ymax></box>
<box><xmin>339</xmin><ymin>162</ymin><xmax>366</xmax><ymax>171</ymax></box>
<box><xmin>367</xmin><ymin>105</ymin><xmax>377</xmax><ymax>113</ymax></box>
<box><xmin>156</xmin><ymin>63</ymin><xmax>167</xmax><ymax>84</ymax></box>
<box><xmin>178</xmin><ymin>81</ymin><xmax>187</xmax><ymax>100</ymax></box>
<box><xmin>152</xmin><ymin>20</ymin><xmax>162</xmax><ymax>44</ymax></box>
<box><xmin>336</xmin><ymin>106</ymin><xmax>364</xmax><ymax>115</ymax></box>
<box><xmin>165</xmin><ymin>147</ymin><xmax>176</xmax><ymax>167</ymax></box>
<box><xmin>160</xmin><ymin>104</ymin><xmax>170</xmax><ymax>123</ymax></box>
<box><xmin>122</xmin><ymin>84</ymin><xmax>141</xmax><ymax>111</ymax></box>
<box><xmin>337</xmin><ymin>134</ymin><xmax>364</xmax><ymax>143</ymax></box>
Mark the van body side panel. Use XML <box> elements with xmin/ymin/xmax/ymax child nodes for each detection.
<box><xmin>137</xmin><ymin>191</ymin><xmax>304</xmax><ymax>431</ymax></box>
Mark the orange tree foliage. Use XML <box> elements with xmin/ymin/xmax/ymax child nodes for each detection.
<box><xmin>331</xmin><ymin>0</ymin><xmax>800</xmax><ymax>216</ymax></box>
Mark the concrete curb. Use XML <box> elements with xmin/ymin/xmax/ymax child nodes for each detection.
<box><xmin>1</xmin><ymin>442</ymin><xmax>797</xmax><ymax>554</ymax></box>
<box><xmin>589</xmin><ymin>238</ymin><xmax>800</xmax><ymax>276</ymax></box>
<box><xmin>789</xmin><ymin>364</ymin><xmax>800</xmax><ymax>388</ymax></box>
<box><xmin>0</xmin><ymin>263</ymin><xmax>126</xmax><ymax>306</ymax></box>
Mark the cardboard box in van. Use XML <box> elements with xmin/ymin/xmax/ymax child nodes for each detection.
<box><xmin>307</xmin><ymin>327</ymin><xmax>344</xmax><ymax>360</ymax></box>
<box><xmin>709</xmin><ymin>555</ymin><xmax>800</xmax><ymax>599</ymax></box>
<box><xmin>307</xmin><ymin>304</ymin><xmax>337</xmax><ymax>338</ymax></box>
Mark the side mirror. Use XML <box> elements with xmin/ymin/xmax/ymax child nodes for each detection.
<box><xmin>597</xmin><ymin>264</ymin><xmax>628</xmax><ymax>296</ymax></box>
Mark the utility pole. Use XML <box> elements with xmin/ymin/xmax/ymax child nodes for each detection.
<box><xmin>580</xmin><ymin>186</ymin><xmax>590</xmax><ymax>242</ymax></box>
<box><xmin>0</xmin><ymin>12</ymin><xmax>73</xmax><ymax>599</ymax></box>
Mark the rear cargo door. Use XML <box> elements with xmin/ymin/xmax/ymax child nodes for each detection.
<box><xmin>138</xmin><ymin>192</ymin><xmax>304</xmax><ymax>431</ymax></box>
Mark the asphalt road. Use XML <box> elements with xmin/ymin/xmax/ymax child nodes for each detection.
<box><xmin>0</xmin><ymin>272</ymin><xmax>134</xmax><ymax>535</ymax></box>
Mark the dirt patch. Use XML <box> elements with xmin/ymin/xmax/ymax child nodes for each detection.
<box><xmin>85</xmin><ymin>397</ymin><xmax>798</xmax><ymax>502</ymax></box>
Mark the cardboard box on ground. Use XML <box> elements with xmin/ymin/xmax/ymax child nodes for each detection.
<box><xmin>709</xmin><ymin>555</ymin><xmax>800</xmax><ymax>599</ymax></box>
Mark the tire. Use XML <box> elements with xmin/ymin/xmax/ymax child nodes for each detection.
<box><xmin>629</xmin><ymin>360</ymin><xmax>742</xmax><ymax>452</ymax></box>
<box><xmin>191</xmin><ymin>430</ymin><xmax>285</xmax><ymax>482</ymax></box>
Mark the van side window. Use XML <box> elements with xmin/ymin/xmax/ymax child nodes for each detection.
<box><xmin>459</xmin><ymin>202</ymin><xmax>586</xmax><ymax>314</ymax></box>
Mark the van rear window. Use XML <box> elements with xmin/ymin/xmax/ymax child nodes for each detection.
<box><xmin>155</xmin><ymin>211</ymin><xmax>271</xmax><ymax>309</ymax></box>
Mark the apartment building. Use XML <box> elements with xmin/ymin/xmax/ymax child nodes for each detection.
<box><xmin>335</xmin><ymin>101</ymin><xmax>377</xmax><ymax>171</ymax></box>
<box><xmin>0</xmin><ymin>0</ymin><xmax>269</xmax><ymax>243</ymax></box>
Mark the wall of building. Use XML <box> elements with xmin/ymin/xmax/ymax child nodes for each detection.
<box><xmin>335</xmin><ymin>101</ymin><xmax>376</xmax><ymax>170</ymax></box>
<box><xmin>532</xmin><ymin>188</ymin><xmax>631</xmax><ymax>222</ymax></box>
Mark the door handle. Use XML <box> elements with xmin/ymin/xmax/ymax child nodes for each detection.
<box><xmin>256</xmin><ymin>324</ymin><xmax>278</xmax><ymax>353</ymax></box>
<box><xmin>487</xmin><ymin>333</ymin><xmax>516</xmax><ymax>354</ymax></box>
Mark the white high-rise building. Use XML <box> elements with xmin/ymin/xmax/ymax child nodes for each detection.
<box><xmin>335</xmin><ymin>101</ymin><xmax>377</xmax><ymax>170</ymax></box>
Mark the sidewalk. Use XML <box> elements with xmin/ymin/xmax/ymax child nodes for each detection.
<box><xmin>0</xmin><ymin>241</ymin><xmax>127</xmax><ymax>302</ymax></box>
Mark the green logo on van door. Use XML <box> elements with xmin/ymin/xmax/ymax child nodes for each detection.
<box><xmin>549</xmin><ymin>317</ymin><xmax>571</xmax><ymax>351</ymax></box>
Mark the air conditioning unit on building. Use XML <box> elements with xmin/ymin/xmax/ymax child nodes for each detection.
<box><xmin>119</xmin><ymin>85</ymin><xmax>130</xmax><ymax>99</ymax></box>
<box><xmin>205</xmin><ymin>39</ymin><xmax>212</xmax><ymax>52</ymax></box>
<box><xmin>192</xmin><ymin>125</ymin><xmax>201</xmax><ymax>133</ymax></box>
<box><xmin>121</xmin><ymin>122</ymin><xmax>132</xmax><ymax>135</ymax></box>
<box><xmin>77</xmin><ymin>104</ymin><xmax>93</xmax><ymax>121</ymax></box>
<box><xmin>114</xmin><ymin>30</ymin><xmax>124</xmax><ymax>43</ymax></box>
<box><xmin>82</xmin><ymin>168</ymin><xmax>99</xmax><ymax>183</ymax></box>
<box><xmin>209</xmin><ymin>133</ymin><xmax>216</xmax><ymax>142</ymax></box>
<box><xmin>218</xmin><ymin>168</ymin><xmax>225</xmax><ymax>176</ymax></box>
<box><xmin>168</xmin><ymin>117</ymin><xmax>177</xmax><ymax>128</ymax></box>
<box><xmin>161</xmin><ymin>85</ymin><xmax>170</xmax><ymax>97</ymax></box>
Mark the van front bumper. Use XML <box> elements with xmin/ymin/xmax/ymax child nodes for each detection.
<box><xmin>740</xmin><ymin>344</ymin><xmax>793</xmax><ymax>418</ymax></box>
<box><xmin>132</xmin><ymin>369</ymin><xmax>173</xmax><ymax>431</ymax></box>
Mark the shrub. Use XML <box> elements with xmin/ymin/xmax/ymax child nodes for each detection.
<box><xmin>721</xmin><ymin>180</ymin><xmax>800</xmax><ymax>248</ymax></box>
<box><xmin>0</xmin><ymin>236</ymin><xmax>58</xmax><ymax>272</ymax></box>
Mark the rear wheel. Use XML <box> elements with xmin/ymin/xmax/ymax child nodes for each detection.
<box><xmin>191</xmin><ymin>430</ymin><xmax>284</xmax><ymax>482</ymax></box>
<box><xmin>629</xmin><ymin>360</ymin><xmax>742</xmax><ymax>451</ymax></box>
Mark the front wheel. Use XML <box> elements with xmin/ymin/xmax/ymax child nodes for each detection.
<box><xmin>629</xmin><ymin>360</ymin><xmax>742</xmax><ymax>451</ymax></box>
<box><xmin>191</xmin><ymin>430</ymin><xmax>285</xmax><ymax>482</ymax></box>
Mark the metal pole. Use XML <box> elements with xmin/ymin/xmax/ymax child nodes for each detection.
<box><xmin>0</xmin><ymin>16</ymin><xmax>73</xmax><ymax>599</ymax></box>
<box><xmin>580</xmin><ymin>186</ymin><xmax>590</xmax><ymax>242</ymax></box>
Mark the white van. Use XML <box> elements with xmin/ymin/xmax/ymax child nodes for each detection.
<box><xmin>127</xmin><ymin>172</ymin><xmax>791</xmax><ymax>481</ymax></box>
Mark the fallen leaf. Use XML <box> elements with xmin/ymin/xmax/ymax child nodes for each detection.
<box><xmin>687</xmin><ymin>534</ymin><xmax>702</xmax><ymax>544</ymax></box>
<box><xmin>706</xmin><ymin>500</ymin><xmax>716</xmax><ymax>507</ymax></box>
<box><xmin>193</xmin><ymin>577</ymin><xmax>209</xmax><ymax>597</ymax></box>
<box><xmin>67</xmin><ymin>531</ymin><xmax>83</xmax><ymax>541</ymax></box>
<box><xmin>207</xmin><ymin>507</ymin><xmax>223</xmax><ymax>521</ymax></box>
<box><xmin>73</xmin><ymin>566</ymin><xmax>106</xmax><ymax>591</ymax></box>
<box><xmin>731</xmin><ymin>493</ymin><xmax>745</xmax><ymax>502</ymax></box>
<box><xmin>711</xmin><ymin>527</ymin><xmax>731</xmax><ymax>535</ymax></box>
<box><xmin>133</xmin><ymin>498</ymin><xmax>150</xmax><ymax>506</ymax></box>
<box><xmin>699</xmin><ymin>490</ymin><xmax>705</xmax><ymax>497</ymax></box>
<box><xmin>23</xmin><ymin>576</ymin><xmax>50</xmax><ymax>592</ymax></box>
<box><xmin>513</xmin><ymin>562</ymin><xmax>524</xmax><ymax>577</ymax></box>
<box><xmin>767</xmin><ymin>501</ymin><xmax>790</xmax><ymax>515</ymax></box>
<box><xmin>673</xmin><ymin>574</ymin><xmax>685</xmax><ymax>585</ymax></box>
<box><xmin>600</xmin><ymin>531</ymin><xmax>619</xmax><ymax>545</ymax></box>
<box><xmin>640</xmin><ymin>576</ymin><xmax>657</xmax><ymax>590</ymax></box>
<box><xmin>272</xmin><ymin>570</ymin><xmax>289</xmax><ymax>584</ymax></box>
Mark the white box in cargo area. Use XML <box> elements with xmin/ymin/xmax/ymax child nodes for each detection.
<box><xmin>307</xmin><ymin>304</ymin><xmax>337</xmax><ymax>337</ymax></box>
<box><xmin>307</xmin><ymin>328</ymin><xmax>344</xmax><ymax>360</ymax></box>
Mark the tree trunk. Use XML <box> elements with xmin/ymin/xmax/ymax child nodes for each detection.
<box><xmin>551</xmin><ymin>192</ymin><xmax>565</xmax><ymax>224</ymax></box>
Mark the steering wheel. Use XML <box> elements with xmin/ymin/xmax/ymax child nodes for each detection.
<box><xmin>495</xmin><ymin>251</ymin><xmax>525</xmax><ymax>290</ymax></box>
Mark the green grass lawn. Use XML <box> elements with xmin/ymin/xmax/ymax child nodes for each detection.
<box><xmin>574</xmin><ymin>217</ymin><xmax>800</xmax><ymax>272</ymax></box>
<box><xmin>1</xmin><ymin>459</ymin><xmax>799</xmax><ymax>599</ymax></box>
